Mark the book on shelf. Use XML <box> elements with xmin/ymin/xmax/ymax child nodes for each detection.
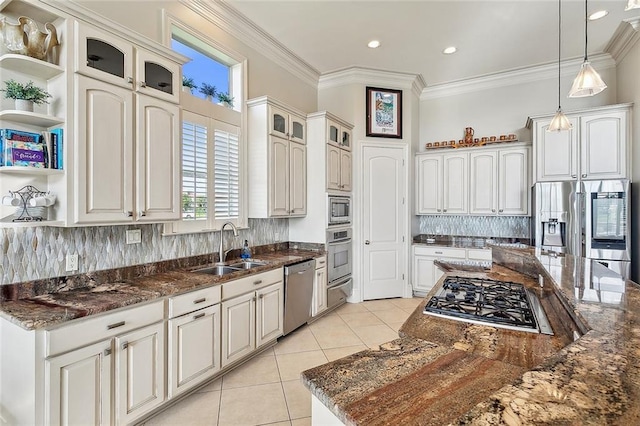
<box><xmin>51</xmin><ymin>127</ymin><xmax>63</xmax><ymax>170</ymax></box>
<box><xmin>1</xmin><ymin>128</ymin><xmax>45</xmax><ymax>169</ymax></box>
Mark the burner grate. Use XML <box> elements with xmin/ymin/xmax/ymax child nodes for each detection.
<box><xmin>423</xmin><ymin>276</ymin><xmax>549</xmax><ymax>333</ymax></box>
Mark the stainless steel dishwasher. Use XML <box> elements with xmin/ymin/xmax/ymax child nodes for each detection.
<box><xmin>283</xmin><ymin>259</ymin><xmax>316</xmax><ymax>335</ymax></box>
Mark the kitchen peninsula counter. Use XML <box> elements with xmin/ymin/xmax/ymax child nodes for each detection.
<box><xmin>0</xmin><ymin>248</ymin><xmax>322</xmax><ymax>330</ymax></box>
<box><xmin>302</xmin><ymin>247</ymin><xmax>640</xmax><ymax>425</ymax></box>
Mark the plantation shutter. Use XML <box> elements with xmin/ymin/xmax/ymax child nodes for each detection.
<box><xmin>213</xmin><ymin>119</ymin><xmax>241</xmax><ymax>222</ymax></box>
<box><xmin>182</xmin><ymin>113</ymin><xmax>209</xmax><ymax>221</ymax></box>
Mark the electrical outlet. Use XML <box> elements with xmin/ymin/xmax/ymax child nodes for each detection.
<box><xmin>126</xmin><ymin>229</ymin><xmax>142</xmax><ymax>244</ymax></box>
<box><xmin>66</xmin><ymin>254</ymin><xmax>79</xmax><ymax>272</ymax></box>
<box><xmin>275</xmin><ymin>233</ymin><xmax>280</xmax><ymax>241</ymax></box>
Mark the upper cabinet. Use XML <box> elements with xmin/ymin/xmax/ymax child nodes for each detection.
<box><xmin>327</xmin><ymin>118</ymin><xmax>352</xmax><ymax>151</ymax></box>
<box><xmin>416</xmin><ymin>152</ymin><xmax>468</xmax><ymax>214</ymax></box>
<box><xmin>247</xmin><ymin>97</ymin><xmax>307</xmax><ymax>218</ymax></box>
<box><xmin>529</xmin><ymin>104</ymin><xmax>630</xmax><ymax>182</ymax></box>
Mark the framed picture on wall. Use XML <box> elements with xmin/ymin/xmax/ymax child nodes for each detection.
<box><xmin>365</xmin><ymin>86</ymin><xmax>403</xmax><ymax>139</ymax></box>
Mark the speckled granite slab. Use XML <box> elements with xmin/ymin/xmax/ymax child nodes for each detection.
<box><xmin>302</xmin><ymin>248</ymin><xmax>640</xmax><ymax>425</ymax></box>
<box><xmin>0</xmin><ymin>248</ymin><xmax>322</xmax><ymax>330</ymax></box>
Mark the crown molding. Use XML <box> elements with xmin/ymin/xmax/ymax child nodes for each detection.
<box><xmin>182</xmin><ymin>0</ymin><xmax>320</xmax><ymax>89</ymax></box>
<box><xmin>318</xmin><ymin>67</ymin><xmax>426</xmax><ymax>97</ymax></box>
<box><xmin>605</xmin><ymin>17</ymin><xmax>640</xmax><ymax>64</ymax></box>
<box><xmin>420</xmin><ymin>53</ymin><xmax>616</xmax><ymax>100</ymax></box>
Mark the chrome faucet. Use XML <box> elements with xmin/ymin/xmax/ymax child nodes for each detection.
<box><xmin>218</xmin><ymin>222</ymin><xmax>239</xmax><ymax>264</ymax></box>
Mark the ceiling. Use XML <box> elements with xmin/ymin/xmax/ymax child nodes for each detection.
<box><xmin>224</xmin><ymin>0</ymin><xmax>640</xmax><ymax>87</ymax></box>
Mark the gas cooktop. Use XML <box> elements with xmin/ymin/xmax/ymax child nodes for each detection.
<box><xmin>423</xmin><ymin>276</ymin><xmax>553</xmax><ymax>335</ymax></box>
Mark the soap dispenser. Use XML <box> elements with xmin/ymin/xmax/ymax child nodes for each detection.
<box><xmin>241</xmin><ymin>239</ymin><xmax>252</xmax><ymax>259</ymax></box>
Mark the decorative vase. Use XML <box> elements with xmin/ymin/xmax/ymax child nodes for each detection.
<box><xmin>15</xmin><ymin>99</ymin><xmax>34</xmax><ymax>112</ymax></box>
<box><xmin>0</xmin><ymin>16</ymin><xmax>27</xmax><ymax>55</ymax></box>
<box><xmin>464</xmin><ymin>127</ymin><xmax>474</xmax><ymax>145</ymax></box>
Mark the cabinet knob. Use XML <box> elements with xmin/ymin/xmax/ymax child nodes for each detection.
<box><xmin>124</xmin><ymin>211</ymin><xmax>133</xmax><ymax>217</ymax></box>
<box><xmin>499</xmin><ymin>209</ymin><xmax>504</xmax><ymax>213</ymax></box>
<box><xmin>140</xmin><ymin>81</ymin><xmax>147</xmax><ymax>88</ymax></box>
<box><xmin>437</xmin><ymin>209</ymin><xmax>441</xmax><ymax>212</ymax></box>
<box><xmin>572</xmin><ymin>174</ymin><xmax>577</xmax><ymax>178</ymax></box>
<box><xmin>491</xmin><ymin>209</ymin><xmax>496</xmax><ymax>212</ymax></box>
<box><xmin>104</xmin><ymin>348</ymin><xmax>112</xmax><ymax>356</ymax></box>
<box><xmin>259</xmin><ymin>294</ymin><xmax>264</xmax><ymax>299</ymax></box>
<box><xmin>443</xmin><ymin>209</ymin><xmax>447</xmax><ymax>212</ymax></box>
<box><xmin>127</xmin><ymin>77</ymin><xmax>134</xmax><ymax>84</ymax></box>
<box><xmin>139</xmin><ymin>210</ymin><xmax>146</xmax><ymax>217</ymax></box>
<box><xmin>365</xmin><ymin>240</ymin><xmax>370</xmax><ymax>245</ymax></box>
<box><xmin>582</xmin><ymin>174</ymin><xmax>587</xmax><ymax>178</ymax></box>
<box><xmin>122</xmin><ymin>342</ymin><xmax>129</xmax><ymax>350</ymax></box>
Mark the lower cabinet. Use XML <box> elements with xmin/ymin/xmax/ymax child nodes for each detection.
<box><xmin>312</xmin><ymin>256</ymin><xmax>328</xmax><ymax>317</ymax></box>
<box><xmin>222</xmin><ymin>291</ymin><xmax>256</xmax><ymax>366</ymax></box>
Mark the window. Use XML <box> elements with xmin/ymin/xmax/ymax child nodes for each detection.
<box><xmin>164</xmin><ymin>17</ymin><xmax>247</xmax><ymax>235</ymax></box>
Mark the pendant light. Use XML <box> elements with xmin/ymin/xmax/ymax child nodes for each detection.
<box><xmin>568</xmin><ymin>0</ymin><xmax>607</xmax><ymax>97</ymax></box>
<box><xmin>626</xmin><ymin>0</ymin><xmax>640</xmax><ymax>11</ymax></box>
<box><xmin>549</xmin><ymin>0</ymin><xmax>572</xmax><ymax>132</ymax></box>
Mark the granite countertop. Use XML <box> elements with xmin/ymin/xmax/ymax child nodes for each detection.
<box><xmin>302</xmin><ymin>246</ymin><xmax>640</xmax><ymax>425</ymax></box>
<box><xmin>0</xmin><ymin>249</ymin><xmax>322</xmax><ymax>330</ymax></box>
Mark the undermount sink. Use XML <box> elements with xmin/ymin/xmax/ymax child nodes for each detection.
<box><xmin>193</xmin><ymin>265</ymin><xmax>242</xmax><ymax>276</ymax></box>
<box><xmin>228</xmin><ymin>260</ymin><xmax>268</xmax><ymax>270</ymax></box>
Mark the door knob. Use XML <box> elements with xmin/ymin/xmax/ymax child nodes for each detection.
<box><xmin>365</xmin><ymin>240</ymin><xmax>370</xmax><ymax>245</ymax></box>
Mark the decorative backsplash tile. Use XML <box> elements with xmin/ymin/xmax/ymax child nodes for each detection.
<box><xmin>419</xmin><ymin>215</ymin><xmax>530</xmax><ymax>239</ymax></box>
<box><xmin>0</xmin><ymin>219</ymin><xmax>288</xmax><ymax>285</ymax></box>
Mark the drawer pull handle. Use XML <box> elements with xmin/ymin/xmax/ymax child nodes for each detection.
<box><xmin>122</xmin><ymin>342</ymin><xmax>129</xmax><ymax>350</ymax></box>
<box><xmin>107</xmin><ymin>321</ymin><xmax>125</xmax><ymax>330</ymax></box>
<box><xmin>193</xmin><ymin>313</ymin><xmax>205</xmax><ymax>320</ymax></box>
<box><xmin>435</xmin><ymin>251</ymin><xmax>443</xmax><ymax>254</ymax></box>
<box><xmin>193</xmin><ymin>298</ymin><xmax>206</xmax><ymax>304</ymax></box>
<box><xmin>253</xmin><ymin>280</ymin><xmax>263</xmax><ymax>285</ymax></box>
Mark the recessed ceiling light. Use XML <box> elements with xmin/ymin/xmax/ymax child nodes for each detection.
<box><xmin>368</xmin><ymin>40</ymin><xmax>380</xmax><ymax>49</ymax></box>
<box><xmin>442</xmin><ymin>46</ymin><xmax>457</xmax><ymax>55</ymax></box>
<box><xmin>589</xmin><ymin>10</ymin><xmax>608</xmax><ymax>20</ymax></box>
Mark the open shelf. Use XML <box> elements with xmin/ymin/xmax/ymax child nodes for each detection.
<box><xmin>0</xmin><ymin>219</ymin><xmax>64</xmax><ymax>228</ymax></box>
<box><xmin>0</xmin><ymin>110</ymin><xmax>64</xmax><ymax>127</ymax></box>
<box><xmin>0</xmin><ymin>166</ymin><xmax>63</xmax><ymax>176</ymax></box>
<box><xmin>0</xmin><ymin>54</ymin><xmax>64</xmax><ymax>80</ymax></box>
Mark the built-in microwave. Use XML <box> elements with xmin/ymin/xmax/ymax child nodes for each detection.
<box><xmin>328</xmin><ymin>195</ymin><xmax>351</xmax><ymax>225</ymax></box>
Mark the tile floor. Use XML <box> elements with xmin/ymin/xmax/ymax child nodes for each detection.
<box><xmin>144</xmin><ymin>297</ymin><xmax>422</xmax><ymax>426</ymax></box>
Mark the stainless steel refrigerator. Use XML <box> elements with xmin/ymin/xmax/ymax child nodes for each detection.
<box><xmin>532</xmin><ymin>179</ymin><xmax>631</xmax><ymax>280</ymax></box>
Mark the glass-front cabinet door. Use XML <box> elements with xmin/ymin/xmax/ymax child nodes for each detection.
<box><xmin>75</xmin><ymin>21</ymin><xmax>134</xmax><ymax>89</ymax></box>
<box><xmin>327</xmin><ymin>120</ymin><xmax>340</xmax><ymax>147</ymax></box>
<box><xmin>341</xmin><ymin>128</ymin><xmax>352</xmax><ymax>151</ymax></box>
<box><xmin>136</xmin><ymin>49</ymin><xmax>180</xmax><ymax>104</ymax></box>
<box><xmin>268</xmin><ymin>105</ymin><xmax>289</xmax><ymax>139</ymax></box>
<box><xmin>289</xmin><ymin>114</ymin><xmax>305</xmax><ymax>144</ymax></box>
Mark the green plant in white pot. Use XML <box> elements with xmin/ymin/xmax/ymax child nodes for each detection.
<box><xmin>182</xmin><ymin>76</ymin><xmax>197</xmax><ymax>94</ymax></box>
<box><xmin>217</xmin><ymin>92</ymin><xmax>234</xmax><ymax>108</ymax></box>
<box><xmin>199</xmin><ymin>83</ymin><xmax>217</xmax><ymax>102</ymax></box>
<box><xmin>1</xmin><ymin>79</ymin><xmax>51</xmax><ymax>112</ymax></box>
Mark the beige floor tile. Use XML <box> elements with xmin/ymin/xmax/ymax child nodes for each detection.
<box><xmin>282</xmin><ymin>379</ymin><xmax>311</xmax><ymax>419</ymax></box>
<box><xmin>261</xmin><ymin>422</ymin><xmax>291</xmax><ymax>426</ymax></box>
<box><xmin>307</xmin><ymin>313</ymin><xmax>346</xmax><ymax>330</ymax></box>
<box><xmin>275</xmin><ymin>327</ymin><xmax>320</xmax><ymax>355</ymax></box>
<box><xmin>372</xmin><ymin>307</ymin><xmax>412</xmax><ymax>324</ymax></box>
<box><xmin>196</xmin><ymin>377</ymin><xmax>222</xmax><ymax>393</ymax></box>
<box><xmin>222</xmin><ymin>354</ymin><xmax>281</xmax><ymax>389</ymax></box>
<box><xmin>338</xmin><ymin>311</ymin><xmax>384</xmax><ymax>328</ymax></box>
<box><xmin>258</xmin><ymin>347</ymin><xmax>276</xmax><ymax>357</ymax></box>
<box><xmin>333</xmin><ymin>302</ymin><xmax>368</xmax><ymax>314</ymax></box>
<box><xmin>276</xmin><ymin>350</ymin><xmax>328</xmax><ymax>381</ymax></box>
<box><xmin>323</xmin><ymin>345</ymin><xmax>368</xmax><ymax>362</ymax></box>
<box><xmin>389</xmin><ymin>297</ymin><xmax>423</xmax><ymax>310</ymax></box>
<box><xmin>386</xmin><ymin>321</ymin><xmax>406</xmax><ymax>333</ymax></box>
<box><xmin>361</xmin><ymin>299</ymin><xmax>400</xmax><ymax>312</ymax></box>
<box><xmin>145</xmin><ymin>390</ymin><xmax>220</xmax><ymax>426</ymax></box>
<box><xmin>291</xmin><ymin>417</ymin><xmax>311</xmax><ymax>426</ymax></box>
<box><xmin>310</xmin><ymin>324</ymin><xmax>363</xmax><ymax>349</ymax></box>
<box><xmin>218</xmin><ymin>382</ymin><xmax>289</xmax><ymax>425</ymax></box>
<box><xmin>351</xmin><ymin>324</ymin><xmax>398</xmax><ymax>349</ymax></box>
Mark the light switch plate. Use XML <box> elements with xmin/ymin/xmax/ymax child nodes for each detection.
<box><xmin>126</xmin><ymin>229</ymin><xmax>142</xmax><ymax>244</ymax></box>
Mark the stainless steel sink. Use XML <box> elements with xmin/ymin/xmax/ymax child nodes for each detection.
<box><xmin>193</xmin><ymin>265</ymin><xmax>242</xmax><ymax>276</ymax></box>
<box><xmin>228</xmin><ymin>260</ymin><xmax>268</xmax><ymax>270</ymax></box>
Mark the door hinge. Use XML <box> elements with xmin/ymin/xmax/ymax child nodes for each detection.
<box><xmin>402</xmin><ymin>236</ymin><xmax>405</xmax><ymax>242</ymax></box>
<box><xmin>402</xmin><ymin>273</ymin><xmax>405</xmax><ymax>280</ymax></box>
<box><xmin>402</xmin><ymin>197</ymin><xmax>405</xmax><ymax>205</ymax></box>
<box><xmin>402</xmin><ymin>159</ymin><xmax>405</xmax><ymax>166</ymax></box>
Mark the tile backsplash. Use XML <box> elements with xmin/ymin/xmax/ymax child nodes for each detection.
<box><xmin>419</xmin><ymin>215</ymin><xmax>530</xmax><ymax>238</ymax></box>
<box><xmin>0</xmin><ymin>219</ymin><xmax>288</xmax><ymax>285</ymax></box>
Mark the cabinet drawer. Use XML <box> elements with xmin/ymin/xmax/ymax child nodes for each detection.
<box><xmin>169</xmin><ymin>286</ymin><xmax>221</xmax><ymax>318</ymax></box>
<box><xmin>222</xmin><ymin>268</ymin><xmax>283</xmax><ymax>300</ymax></box>
<box><xmin>315</xmin><ymin>256</ymin><xmax>327</xmax><ymax>269</ymax></box>
<box><xmin>467</xmin><ymin>249</ymin><xmax>492</xmax><ymax>261</ymax></box>
<box><xmin>46</xmin><ymin>300</ymin><xmax>164</xmax><ymax>357</ymax></box>
<box><xmin>413</xmin><ymin>246</ymin><xmax>466</xmax><ymax>259</ymax></box>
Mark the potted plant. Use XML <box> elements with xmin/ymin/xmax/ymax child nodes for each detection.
<box><xmin>199</xmin><ymin>83</ymin><xmax>217</xmax><ymax>101</ymax></box>
<box><xmin>1</xmin><ymin>79</ymin><xmax>52</xmax><ymax>112</ymax></box>
<box><xmin>217</xmin><ymin>92</ymin><xmax>234</xmax><ymax>108</ymax></box>
<box><xmin>182</xmin><ymin>76</ymin><xmax>197</xmax><ymax>94</ymax></box>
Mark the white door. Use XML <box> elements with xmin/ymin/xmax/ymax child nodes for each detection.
<box><xmin>46</xmin><ymin>340</ymin><xmax>112</xmax><ymax>426</ymax></box>
<box><xmin>469</xmin><ymin>151</ymin><xmax>497</xmax><ymax>215</ymax></box>
<box><xmin>340</xmin><ymin>149</ymin><xmax>352</xmax><ymax>191</ymax></box>
<box><xmin>416</xmin><ymin>155</ymin><xmax>441</xmax><ymax>214</ymax></box>
<box><xmin>221</xmin><ymin>292</ymin><xmax>255</xmax><ymax>367</ymax></box>
<box><xmin>256</xmin><ymin>282</ymin><xmax>284</xmax><ymax>347</ymax></box>
<box><xmin>580</xmin><ymin>112</ymin><xmax>626</xmax><ymax>180</ymax></box>
<box><xmin>499</xmin><ymin>148</ymin><xmax>530</xmax><ymax>215</ymax></box>
<box><xmin>534</xmin><ymin>118</ymin><xmax>579</xmax><ymax>182</ymax></box>
<box><xmin>269</xmin><ymin>136</ymin><xmax>290</xmax><ymax>216</ymax></box>
<box><xmin>326</xmin><ymin>145</ymin><xmax>341</xmax><ymax>190</ymax></box>
<box><xmin>289</xmin><ymin>142</ymin><xmax>307</xmax><ymax>216</ymax></box>
<box><xmin>115</xmin><ymin>322</ymin><xmax>165</xmax><ymax>425</ymax></box>
<box><xmin>312</xmin><ymin>264</ymin><xmax>328</xmax><ymax>316</ymax></box>
<box><xmin>363</xmin><ymin>145</ymin><xmax>407</xmax><ymax>300</ymax></box>
<box><xmin>443</xmin><ymin>153</ymin><xmax>468</xmax><ymax>214</ymax></box>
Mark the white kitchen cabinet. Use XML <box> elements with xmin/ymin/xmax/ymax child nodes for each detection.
<box><xmin>327</xmin><ymin>118</ymin><xmax>352</xmax><ymax>151</ymax></box>
<box><xmin>248</xmin><ymin>97</ymin><xmax>307</xmax><ymax>218</ymax></box>
<box><xmin>529</xmin><ymin>104</ymin><xmax>630</xmax><ymax>182</ymax></box>
<box><xmin>470</xmin><ymin>147</ymin><xmax>530</xmax><ymax>216</ymax></box>
<box><xmin>312</xmin><ymin>256</ymin><xmax>328</xmax><ymax>317</ymax></box>
<box><xmin>326</xmin><ymin>144</ymin><xmax>352</xmax><ymax>192</ymax></box>
<box><xmin>46</xmin><ymin>339</ymin><xmax>112</xmax><ymax>426</ymax></box>
<box><xmin>221</xmin><ymin>269</ymin><xmax>284</xmax><ymax>367</ymax></box>
<box><xmin>75</xmin><ymin>75</ymin><xmax>180</xmax><ymax>224</ymax></box>
<box><xmin>256</xmin><ymin>282</ymin><xmax>285</xmax><ymax>347</ymax></box>
<box><xmin>416</xmin><ymin>153</ymin><xmax>467</xmax><ymax>214</ymax></box>
<box><xmin>115</xmin><ymin>321</ymin><xmax>165</xmax><ymax>424</ymax></box>
<box><xmin>340</xmin><ymin>150</ymin><xmax>352</xmax><ymax>191</ymax></box>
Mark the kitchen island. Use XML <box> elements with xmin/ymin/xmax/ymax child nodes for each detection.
<box><xmin>302</xmin><ymin>246</ymin><xmax>640</xmax><ymax>425</ymax></box>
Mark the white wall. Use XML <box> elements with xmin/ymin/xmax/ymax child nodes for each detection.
<box><xmin>74</xmin><ymin>0</ymin><xmax>318</xmax><ymax>112</ymax></box>
<box><xmin>615</xmin><ymin>34</ymin><xmax>640</xmax><ymax>281</ymax></box>
<box><xmin>418</xmin><ymin>67</ymin><xmax>617</xmax><ymax>152</ymax></box>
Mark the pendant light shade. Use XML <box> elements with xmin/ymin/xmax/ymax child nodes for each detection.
<box><xmin>568</xmin><ymin>0</ymin><xmax>607</xmax><ymax>98</ymax></box>
<box><xmin>626</xmin><ymin>0</ymin><xmax>640</xmax><ymax>11</ymax></box>
<box><xmin>548</xmin><ymin>0</ymin><xmax>572</xmax><ymax>132</ymax></box>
